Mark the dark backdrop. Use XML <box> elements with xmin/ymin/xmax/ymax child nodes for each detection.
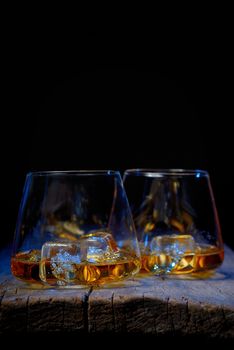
<box><xmin>1</xmin><ymin>62</ymin><xmax>233</xmax><ymax>249</ymax></box>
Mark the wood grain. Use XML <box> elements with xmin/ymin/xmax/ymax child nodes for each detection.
<box><xmin>0</xmin><ymin>246</ymin><xmax>234</xmax><ymax>338</ymax></box>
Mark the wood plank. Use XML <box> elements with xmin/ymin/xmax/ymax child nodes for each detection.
<box><xmin>0</xmin><ymin>245</ymin><xmax>234</xmax><ymax>338</ymax></box>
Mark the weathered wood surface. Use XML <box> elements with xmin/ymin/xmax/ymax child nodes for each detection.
<box><xmin>0</xmin><ymin>245</ymin><xmax>234</xmax><ymax>338</ymax></box>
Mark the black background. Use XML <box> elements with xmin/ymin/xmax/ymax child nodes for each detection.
<box><xmin>1</xmin><ymin>34</ymin><xmax>233</xmax><ymax>250</ymax></box>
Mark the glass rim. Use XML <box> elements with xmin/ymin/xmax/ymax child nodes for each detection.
<box><xmin>123</xmin><ymin>169</ymin><xmax>209</xmax><ymax>177</ymax></box>
<box><xmin>26</xmin><ymin>170</ymin><xmax>120</xmax><ymax>177</ymax></box>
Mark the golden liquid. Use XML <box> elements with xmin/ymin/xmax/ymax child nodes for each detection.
<box><xmin>40</xmin><ymin>257</ymin><xmax>140</xmax><ymax>286</ymax></box>
<box><xmin>11</xmin><ymin>250</ymin><xmax>140</xmax><ymax>285</ymax></box>
<box><xmin>141</xmin><ymin>244</ymin><xmax>224</xmax><ymax>274</ymax></box>
<box><xmin>11</xmin><ymin>250</ymin><xmax>41</xmax><ymax>282</ymax></box>
<box><xmin>11</xmin><ymin>243</ymin><xmax>224</xmax><ymax>283</ymax></box>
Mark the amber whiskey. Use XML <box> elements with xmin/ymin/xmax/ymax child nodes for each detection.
<box><xmin>11</xmin><ymin>249</ymin><xmax>140</xmax><ymax>285</ymax></box>
<box><xmin>141</xmin><ymin>244</ymin><xmax>224</xmax><ymax>274</ymax></box>
<box><xmin>11</xmin><ymin>250</ymin><xmax>41</xmax><ymax>283</ymax></box>
<box><xmin>192</xmin><ymin>244</ymin><xmax>224</xmax><ymax>272</ymax></box>
<box><xmin>39</xmin><ymin>255</ymin><xmax>141</xmax><ymax>286</ymax></box>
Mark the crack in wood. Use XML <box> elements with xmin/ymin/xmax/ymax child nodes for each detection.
<box><xmin>83</xmin><ymin>287</ymin><xmax>93</xmax><ymax>332</ymax></box>
<box><xmin>26</xmin><ymin>296</ymin><xmax>30</xmax><ymax>332</ymax></box>
<box><xmin>111</xmin><ymin>292</ymin><xmax>115</xmax><ymax>332</ymax></box>
<box><xmin>62</xmin><ymin>299</ymin><xmax>65</xmax><ymax>331</ymax></box>
<box><xmin>0</xmin><ymin>290</ymin><xmax>6</xmax><ymax>308</ymax></box>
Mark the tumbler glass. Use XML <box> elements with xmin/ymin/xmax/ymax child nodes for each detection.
<box><xmin>11</xmin><ymin>170</ymin><xmax>141</xmax><ymax>286</ymax></box>
<box><xmin>123</xmin><ymin>169</ymin><xmax>224</xmax><ymax>275</ymax></box>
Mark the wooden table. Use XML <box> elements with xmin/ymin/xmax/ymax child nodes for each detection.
<box><xmin>0</xmin><ymin>246</ymin><xmax>234</xmax><ymax>339</ymax></box>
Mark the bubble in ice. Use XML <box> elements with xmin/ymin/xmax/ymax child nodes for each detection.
<box><xmin>40</xmin><ymin>240</ymin><xmax>102</xmax><ymax>285</ymax></box>
<box><xmin>40</xmin><ymin>242</ymin><xmax>81</xmax><ymax>283</ymax></box>
<box><xmin>149</xmin><ymin>234</ymin><xmax>196</xmax><ymax>274</ymax></box>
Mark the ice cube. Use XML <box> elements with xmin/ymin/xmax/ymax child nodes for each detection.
<box><xmin>39</xmin><ymin>232</ymin><xmax>120</xmax><ymax>285</ymax></box>
<box><xmin>149</xmin><ymin>234</ymin><xmax>195</xmax><ymax>274</ymax></box>
<box><xmin>80</xmin><ymin>231</ymin><xmax>120</xmax><ymax>263</ymax></box>
<box><xmin>40</xmin><ymin>242</ymin><xmax>81</xmax><ymax>284</ymax></box>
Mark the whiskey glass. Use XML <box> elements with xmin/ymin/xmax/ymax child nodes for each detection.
<box><xmin>11</xmin><ymin>170</ymin><xmax>141</xmax><ymax>286</ymax></box>
<box><xmin>123</xmin><ymin>169</ymin><xmax>224</xmax><ymax>275</ymax></box>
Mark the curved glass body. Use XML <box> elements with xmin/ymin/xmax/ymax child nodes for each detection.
<box><xmin>11</xmin><ymin>171</ymin><xmax>141</xmax><ymax>286</ymax></box>
<box><xmin>123</xmin><ymin>169</ymin><xmax>224</xmax><ymax>275</ymax></box>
